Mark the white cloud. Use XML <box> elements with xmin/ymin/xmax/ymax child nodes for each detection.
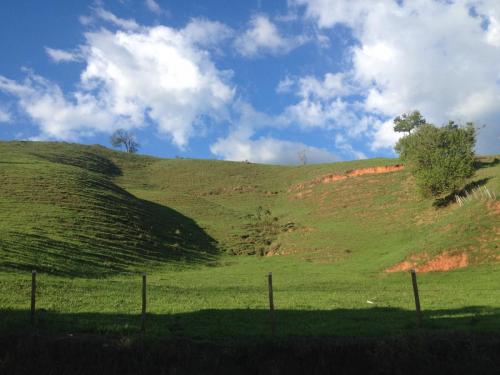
<box><xmin>0</xmin><ymin>74</ymin><xmax>127</xmax><ymax>139</ymax></box>
<box><xmin>0</xmin><ymin>107</ymin><xmax>11</xmax><ymax>123</ymax></box>
<box><xmin>277</xmin><ymin>73</ymin><xmax>359</xmax><ymax>131</ymax></box>
<box><xmin>181</xmin><ymin>18</ymin><xmax>233</xmax><ymax>48</ymax></box>
<box><xmin>296</xmin><ymin>73</ymin><xmax>350</xmax><ymax>99</ymax></box>
<box><xmin>370</xmin><ymin>119</ymin><xmax>402</xmax><ymax>152</ymax></box>
<box><xmin>145</xmin><ymin>0</ymin><xmax>162</xmax><ymax>14</ymax></box>
<box><xmin>291</xmin><ymin>0</ymin><xmax>374</xmax><ymax>29</ymax></box>
<box><xmin>276</xmin><ymin>76</ymin><xmax>294</xmax><ymax>94</ymax></box>
<box><xmin>291</xmin><ymin>0</ymin><xmax>500</xmax><ymax>154</ymax></box>
<box><xmin>45</xmin><ymin>47</ymin><xmax>80</xmax><ymax>63</ymax></box>
<box><xmin>209</xmin><ymin>100</ymin><xmax>338</xmax><ymax>164</ymax></box>
<box><xmin>0</xmin><ymin>12</ymin><xmax>234</xmax><ymax>147</ymax></box>
<box><xmin>211</xmin><ymin>134</ymin><xmax>337</xmax><ymax>164</ymax></box>
<box><xmin>282</xmin><ymin>97</ymin><xmax>345</xmax><ymax>128</ymax></box>
<box><xmin>234</xmin><ymin>15</ymin><xmax>306</xmax><ymax>57</ymax></box>
<box><xmin>94</xmin><ymin>8</ymin><xmax>140</xmax><ymax>30</ymax></box>
<box><xmin>80</xmin><ymin>22</ymin><xmax>234</xmax><ymax>147</ymax></box>
<box><xmin>334</xmin><ymin>134</ymin><xmax>366</xmax><ymax>160</ymax></box>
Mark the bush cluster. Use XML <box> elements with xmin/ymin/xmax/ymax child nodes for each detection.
<box><xmin>394</xmin><ymin>112</ymin><xmax>476</xmax><ymax>197</ymax></box>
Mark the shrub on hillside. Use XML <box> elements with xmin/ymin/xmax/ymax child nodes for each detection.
<box><xmin>395</xmin><ymin>120</ymin><xmax>476</xmax><ymax>197</ymax></box>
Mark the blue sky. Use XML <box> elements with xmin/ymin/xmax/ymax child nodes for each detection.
<box><xmin>0</xmin><ymin>0</ymin><xmax>499</xmax><ymax>164</ymax></box>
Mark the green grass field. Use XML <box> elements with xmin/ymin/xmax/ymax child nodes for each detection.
<box><xmin>0</xmin><ymin>141</ymin><xmax>499</xmax><ymax>339</ymax></box>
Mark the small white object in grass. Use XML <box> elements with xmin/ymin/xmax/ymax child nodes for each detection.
<box><xmin>366</xmin><ymin>300</ymin><xmax>374</xmax><ymax>304</ymax></box>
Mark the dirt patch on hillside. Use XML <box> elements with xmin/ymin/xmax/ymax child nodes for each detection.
<box><xmin>294</xmin><ymin>189</ymin><xmax>313</xmax><ymax>199</ymax></box>
<box><xmin>290</xmin><ymin>164</ymin><xmax>404</xmax><ymax>194</ymax></box>
<box><xmin>386</xmin><ymin>251</ymin><xmax>469</xmax><ymax>273</ymax></box>
<box><xmin>488</xmin><ymin>200</ymin><xmax>500</xmax><ymax>215</ymax></box>
<box><xmin>320</xmin><ymin>165</ymin><xmax>404</xmax><ymax>184</ymax></box>
<box><xmin>201</xmin><ymin>185</ymin><xmax>257</xmax><ymax>196</ymax></box>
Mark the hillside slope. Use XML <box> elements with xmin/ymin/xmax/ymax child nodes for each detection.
<box><xmin>0</xmin><ymin>142</ymin><xmax>217</xmax><ymax>276</ymax></box>
<box><xmin>0</xmin><ymin>141</ymin><xmax>498</xmax><ymax>276</ymax></box>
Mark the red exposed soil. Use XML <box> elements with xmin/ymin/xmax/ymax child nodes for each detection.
<box><xmin>385</xmin><ymin>251</ymin><xmax>469</xmax><ymax>273</ymax></box>
<box><xmin>488</xmin><ymin>201</ymin><xmax>500</xmax><ymax>215</ymax></box>
<box><xmin>418</xmin><ymin>252</ymin><xmax>468</xmax><ymax>272</ymax></box>
<box><xmin>289</xmin><ymin>164</ymin><xmax>404</xmax><ymax>194</ymax></box>
<box><xmin>385</xmin><ymin>261</ymin><xmax>415</xmax><ymax>272</ymax></box>
<box><xmin>318</xmin><ymin>165</ymin><xmax>404</xmax><ymax>184</ymax></box>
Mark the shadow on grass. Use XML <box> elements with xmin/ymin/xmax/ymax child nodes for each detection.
<box><xmin>3</xmin><ymin>308</ymin><xmax>500</xmax><ymax>374</ymax></box>
<box><xmin>0</xmin><ymin>201</ymin><xmax>219</xmax><ymax>277</ymax></box>
<box><xmin>2</xmin><ymin>306</ymin><xmax>500</xmax><ymax>338</ymax></box>
<box><xmin>433</xmin><ymin>177</ymin><xmax>491</xmax><ymax>208</ymax></box>
<box><xmin>0</xmin><ymin>198</ymin><xmax>220</xmax><ymax>278</ymax></box>
<box><xmin>1</xmin><ymin>148</ymin><xmax>220</xmax><ymax>276</ymax></box>
<box><xmin>32</xmin><ymin>150</ymin><xmax>123</xmax><ymax>177</ymax></box>
<box><xmin>475</xmin><ymin>157</ymin><xmax>499</xmax><ymax>170</ymax></box>
<box><xmin>137</xmin><ymin>198</ymin><xmax>220</xmax><ymax>261</ymax></box>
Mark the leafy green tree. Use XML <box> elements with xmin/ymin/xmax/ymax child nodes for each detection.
<box><xmin>393</xmin><ymin>110</ymin><xmax>426</xmax><ymax>134</ymax></box>
<box><xmin>395</xmin><ymin>121</ymin><xmax>476</xmax><ymax>197</ymax></box>
<box><xmin>110</xmin><ymin>129</ymin><xmax>139</xmax><ymax>153</ymax></box>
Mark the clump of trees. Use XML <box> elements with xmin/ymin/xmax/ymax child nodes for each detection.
<box><xmin>110</xmin><ymin>129</ymin><xmax>139</xmax><ymax>153</ymax></box>
<box><xmin>394</xmin><ymin>111</ymin><xmax>476</xmax><ymax>197</ymax></box>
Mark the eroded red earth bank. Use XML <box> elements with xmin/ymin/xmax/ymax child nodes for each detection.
<box><xmin>290</xmin><ymin>164</ymin><xmax>404</xmax><ymax>193</ymax></box>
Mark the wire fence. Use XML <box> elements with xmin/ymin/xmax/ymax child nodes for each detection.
<box><xmin>19</xmin><ymin>268</ymin><xmax>500</xmax><ymax>336</ymax></box>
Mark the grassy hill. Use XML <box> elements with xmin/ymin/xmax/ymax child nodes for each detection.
<box><xmin>0</xmin><ymin>141</ymin><xmax>499</xmax><ymax>337</ymax></box>
<box><xmin>0</xmin><ymin>142</ymin><xmax>218</xmax><ymax>276</ymax></box>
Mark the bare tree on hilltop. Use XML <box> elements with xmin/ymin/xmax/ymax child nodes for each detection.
<box><xmin>110</xmin><ymin>129</ymin><xmax>140</xmax><ymax>153</ymax></box>
<box><xmin>298</xmin><ymin>149</ymin><xmax>307</xmax><ymax>165</ymax></box>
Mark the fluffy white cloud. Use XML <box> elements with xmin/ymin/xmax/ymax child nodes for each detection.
<box><xmin>210</xmin><ymin>100</ymin><xmax>338</xmax><ymax>164</ymax></box>
<box><xmin>291</xmin><ymin>0</ymin><xmax>500</xmax><ymax>154</ymax></box>
<box><xmin>282</xmin><ymin>97</ymin><xmax>348</xmax><ymax>128</ymax></box>
<box><xmin>278</xmin><ymin>72</ymin><xmax>350</xmax><ymax>99</ymax></box>
<box><xmin>291</xmin><ymin>0</ymin><xmax>374</xmax><ymax>29</ymax></box>
<box><xmin>278</xmin><ymin>73</ymin><xmax>365</xmax><ymax>141</ymax></box>
<box><xmin>278</xmin><ymin>73</ymin><xmax>356</xmax><ymax>128</ymax></box>
<box><xmin>234</xmin><ymin>15</ymin><xmax>306</xmax><ymax>57</ymax></box>
<box><xmin>0</xmin><ymin>74</ymin><xmax>127</xmax><ymax>139</ymax></box>
<box><xmin>275</xmin><ymin>72</ymin><xmax>369</xmax><ymax>159</ymax></box>
<box><xmin>0</xmin><ymin>12</ymin><xmax>234</xmax><ymax>146</ymax></box>
<box><xmin>80</xmin><ymin>23</ymin><xmax>234</xmax><ymax>147</ymax></box>
<box><xmin>211</xmin><ymin>134</ymin><xmax>337</xmax><ymax>164</ymax></box>
<box><xmin>370</xmin><ymin>119</ymin><xmax>403</xmax><ymax>152</ymax></box>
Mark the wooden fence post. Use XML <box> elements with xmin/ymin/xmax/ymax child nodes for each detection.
<box><xmin>141</xmin><ymin>273</ymin><xmax>146</xmax><ymax>332</ymax></box>
<box><xmin>268</xmin><ymin>272</ymin><xmax>275</xmax><ymax>335</ymax></box>
<box><xmin>31</xmin><ymin>270</ymin><xmax>36</xmax><ymax>326</ymax></box>
<box><xmin>410</xmin><ymin>269</ymin><xmax>422</xmax><ymax>327</ymax></box>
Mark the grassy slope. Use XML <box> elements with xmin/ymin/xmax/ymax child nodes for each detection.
<box><xmin>0</xmin><ymin>142</ymin><xmax>217</xmax><ymax>276</ymax></box>
<box><xmin>0</xmin><ymin>141</ymin><xmax>499</xmax><ymax>338</ymax></box>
